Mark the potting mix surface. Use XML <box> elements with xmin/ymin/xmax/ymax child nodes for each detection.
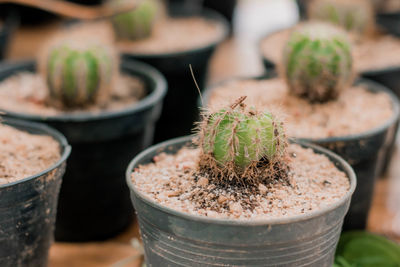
<box><xmin>0</xmin><ymin>72</ymin><xmax>146</xmax><ymax>115</ymax></box>
<box><xmin>117</xmin><ymin>17</ymin><xmax>225</xmax><ymax>54</ymax></box>
<box><xmin>208</xmin><ymin>78</ymin><xmax>393</xmax><ymax>139</ymax></box>
<box><xmin>132</xmin><ymin>144</ymin><xmax>349</xmax><ymax>220</ymax></box>
<box><xmin>260</xmin><ymin>29</ymin><xmax>400</xmax><ymax>72</ymax></box>
<box><xmin>0</xmin><ymin>123</ymin><xmax>60</xmax><ymax>185</ymax></box>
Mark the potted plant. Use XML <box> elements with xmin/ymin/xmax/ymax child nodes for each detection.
<box><xmin>126</xmin><ymin>96</ymin><xmax>356</xmax><ymax>266</ymax></box>
<box><xmin>116</xmin><ymin>1</ymin><xmax>229</xmax><ymax>142</ymax></box>
<box><xmin>262</xmin><ymin>0</ymin><xmax>400</xmax><ymax>99</ymax></box>
<box><xmin>259</xmin><ymin>1</ymin><xmax>400</xmax><ymax>174</ymax></box>
<box><xmin>0</xmin><ymin>25</ymin><xmax>167</xmax><ymax>241</ymax></box>
<box><xmin>0</xmin><ymin>118</ymin><xmax>70</xmax><ymax>266</ymax></box>
<box><xmin>206</xmin><ymin>23</ymin><xmax>400</xmax><ymax>230</ymax></box>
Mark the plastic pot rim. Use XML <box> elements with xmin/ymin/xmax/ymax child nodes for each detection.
<box><xmin>0</xmin><ymin>58</ymin><xmax>167</xmax><ymax>122</ymax></box>
<box><xmin>121</xmin><ymin>7</ymin><xmax>229</xmax><ymax>59</ymax></box>
<box><xmin>126</xmin><ymin>135</ymin><xmax>356</xmax><ymax>226</ymax></box>
<box><xmin>203</xmin><ymin>75</ymin><xmax>400</xmax><ymax>145</ymax></box>
<box><xmin>0</xmin><ymin>117</ymin><xmax>71</xmax><ymax>189</ymax></box>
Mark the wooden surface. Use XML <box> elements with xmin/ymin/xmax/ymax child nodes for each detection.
<box><xmin>3</xmin><ymin>1</ymin><xmax>400</xmax><ymax>266</ymax></box>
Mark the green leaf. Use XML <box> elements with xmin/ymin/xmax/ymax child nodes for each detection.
<box><xmin>335</xmin><ymin>231</ymin><xmax>400</xmax><ymax>267</ymax></box>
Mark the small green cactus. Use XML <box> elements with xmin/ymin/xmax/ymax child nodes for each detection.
<box><xmin>45</xmin><ymin>42</ymin><xmax>115</xmax><ymax>107</ymax></box>
<box><xmin>282</xmin><ymin>23</ymin><xmax>353</xmax><ymax>102</ymax></box>
<box><xmin>111</xmin><ymin>0</ymin><xmax>158</xmax><ymax>40</ymax></box>
<box><xmin>308</xmin><ymin>0</ymin><xmax>374</xmax><ymax>35</ymax></box>
<box><xmin>199</xmin><ymin>97</ymin><xmax>287</xmax><ymax>184</ymax></box>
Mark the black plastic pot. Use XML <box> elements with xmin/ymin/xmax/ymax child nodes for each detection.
<box><xmin>203</xmin><ymin>76</ymin><xmax>400</xmax><ymax>230</ymax></box>
<box><xmin>0</xmin><ymin>59</ymin><xmax>167</xmax><ymax>242</ymax></box>
<box><xmin>0</xmin><ymin>118</ymin><xmax>70</xmax><ymax>267</ymax></box>
<box><xmin>167</xmin><ymin>0</ymin><xmax>237</xmax><ymax>25</ymax></box>
<box><xmin>295</xmin><ymin>0</ymin><xmax>307</xmax><ymax>20</ymax></box>
<box><xmin>0</xmin><ymin>11</ymin><xmax>18</xmax><ymax>60</ymax></box>
<box><xmin>126</xmin><ymin>136</ymin><xmax>356</xmax><ymax>266</ymax></box>
<box><xmin>122</xmin><ymin>7</ymin><xmax>228</xmax><ymax>143</ymax></box>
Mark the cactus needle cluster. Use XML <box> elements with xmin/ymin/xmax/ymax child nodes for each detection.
<box><xmin>282</xmin><ymin>22</ymin><xmax>354</xmax><ymax>102</ymax></box>
<box><xmin>198</xmin><ymin>97</ymin><xmax>288</xmax><ymax>185</ymax></box>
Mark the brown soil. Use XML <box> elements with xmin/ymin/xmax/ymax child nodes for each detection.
<box><xmin>260</xmin><ymin>28</ymin><xmax>400</xmax><ymax>72</ymax></box>
<box><xmin>0</xmin><ymin>123</ymin><xmax>60</xmax><ymax>185</ymax></box>
<box><xmin>117</xmin><ymin>17</ymin><xmax>225</xmax><ymax>54</ymax></box>
<box><xmin>0</xmin><ymin>72</ymin><xmax>146</xmax><ymax>116</ymax></box>
<box><xmin>208</xmin><ymin>78</ymin><xmax>393</xmax><ymax>139</ymax></box>
<box><xmin>132</xmin><ymin>144</ymin><xmax>350</xmax><ymax>219</ymax></box>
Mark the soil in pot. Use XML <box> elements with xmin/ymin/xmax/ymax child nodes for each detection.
<box><xmin>0</xmin><ymin>119</ymin><xmax>70</xmax><ymax>266</ymax></box>
<box><xmin>127</xmin><ymin>97</ymin><xmax>356</xmax><ymax>266</ymax></box>
<box><xmin>0</xmin><ymin>24</ymin><xmax>167</xmax><ymax>241</ymax></box>
<box><xmin>211</xmin><ymin>22</ymin><xmax>400</xmax><ymax>230</ymax></box>
<box><xmin>117</xmin><ymin>5</ymin><xmax>229</xmax><ymax>142</ymax></box>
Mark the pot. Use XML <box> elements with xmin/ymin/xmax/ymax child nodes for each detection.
<box><xmin>0</xmin><ymin>11</ymin><xmax>18</xmax><ymax>60</ymax></box>
<box><xmin>122</xmin><ymin>6</ymin><xmax>228</xmax><ymax>143</ymax></box>
<box><xmin>0</xmin><ymin>58</ymin><xmax>167</xmax><ymax>241</ymax></box>
<box><xmin>126</xmin><ymin>136</ymin><xmax>356</xmax><ymax>266</ymax></box>
<box><xmin>0</xmin><ymin>118</ymin><xmax>70</xmax><ymax>266</ymax></box>
<box><xmin>203</xmin><ymin>76</ymin><xmax>400</xmax><ymax>230</ymax></box>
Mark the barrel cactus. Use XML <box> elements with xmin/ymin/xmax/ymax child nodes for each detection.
<box><xmin>111</xmin><ymin>0</ymin><xmax>158</xmax><ymax>40</ymax></box>
<box><xmin>44</xmin><ymin>42</ymin><xmax>116</xmax><ymax>107</ymax></box>
<box><xmin>198</xmin><ymin>97</ymin><xmax>287</xmax><ymax>184</ymax></box>
<box><xmin>308</xmin><ymin>0</ymin><xmax>374</xmax><ymax>35</ymax></box>
<box><xmin>282</xmin><ymin>23</ymin><xmax>353</xmax><ymax>103</ymax></box>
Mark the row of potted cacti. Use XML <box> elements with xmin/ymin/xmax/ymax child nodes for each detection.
<box><xmin>0</xmin><ymin>0</ymin><xmax>400</xmax><ymax>266</ymax></box>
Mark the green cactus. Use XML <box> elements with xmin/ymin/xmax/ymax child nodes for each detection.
<box><xmin>282</xmin><ymin>23</ymin><xmax>353</xmax><ymax>102</ymax></box>
<box><xmin>45</xmin><ymin>43</ymin><xmax>115</xmax><ymax>107</ymax></box>
<box><xmin>199</xmin><ymin>97</ymin><xmax>287</xmax><ymax>184</ymax></box>
<box><xmin>308</xmin><ymin>0</ymin><xmax>374</xmax><ymax>35</ymax></box>
<box><xmin>111</xmin><ymin>0</ymin><xmax>158</xmax><ymax>40</ymax></box>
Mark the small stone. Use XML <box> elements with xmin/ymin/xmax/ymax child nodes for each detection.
<box><xmin>197</xmin><ymin>177</ymin><xmax>209</xmax><ymax>187</ymax></box>
<box><xmin>258</xmin><ymin>184</ymin><xmax>268</xmax><ymax>194</ymax></box>
<box><xmin>166</xmin><ymin>190</ymin><xmax>180</xmax><ymax>197</ymax></box>
<box><xmin>217</xmin><ymin>195</ymin><xmax>228</xmax><ymax>204</ymax></box>
<box><xmin>229</xmin><ymin>202</ymin><xmax>243</xmax><ymax>214</ymax></box>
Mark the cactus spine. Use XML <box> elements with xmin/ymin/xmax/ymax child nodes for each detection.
<box><xmin>45</xmin><ymin>42</ymin><xmax>115</xmax><ymax>107</ymax></box>
<box><xmin>199</xmin><ymin>97</ymin><xmax>287</xmax><ymax>184</ymax></box>
<box><xmin>308</xmin><ymin>0</ymin><xmax>374</xmax><ymax>35</ymax></box>
<box><xmin>282</xmin><ymin>23</ymin><xmax>353</xmax><ymax>102</ymax></box>
<box><xmin>111</xmin><ymin>0</ymin><xmax>158</xmax><ymax>40</ymax></box>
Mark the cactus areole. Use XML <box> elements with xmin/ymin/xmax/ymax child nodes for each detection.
<box><xmin>283</xmin><ymin>23</ymin><xmax>354</xmax><ymax>103</ymax></box>
<box><xmin>111</xmin><ymin>0</ymin><xmax>158</xmax><ymax>40</ymax></box>
<box><xmin>308</xmin><ymin>0</ymin><xmax>374</xmax><ymax>35</ymax></box>
<box><xmin>198</xmin><ymin>97</ymin><xmax>288</xmax><ymax>185</ymax></box>
<box><xmin>45</xmin><ymin>42</ymin><xmax>115</xmax><ymax>107</ymax></box>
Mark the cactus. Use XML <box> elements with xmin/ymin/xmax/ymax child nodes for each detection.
<box><xmin>198</xmin><ymin>97</ymin><xmax>287</xmax><ymax>184</ymax></box>
<box><xmin>111</xmin><ymin>0</ymin><xmax>158</xmax><ymax>40</ymax></box>
<box><xmin>308</xmin><ymin>0</ymin><xmax>374</xmax><ymax>35</ymax></box>
<box><xmin>282</xmin><ymin>23</ymin><xmax>353</xmax><ymax>103</ymax></box>
<box><xmin>45</xmin><ymin>42</ymin><xmax>115</xmax><ymax>107</ymax></box>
